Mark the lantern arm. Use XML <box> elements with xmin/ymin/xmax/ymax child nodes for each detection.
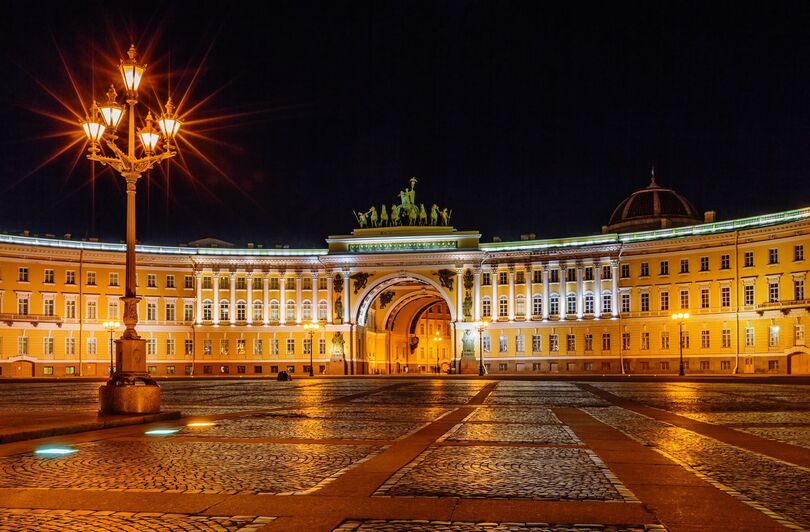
<box><xmin>101</xmin><ymin>138</ymin><xmax>135</xmax><ymax>166</ymax></box>
<box><xmin>132</xmin><ymin>150</ymin><xmax>175</xmax><ymax>173</ymax></box>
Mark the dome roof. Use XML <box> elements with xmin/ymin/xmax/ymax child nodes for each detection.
<box><xmin>606</xmin><ymin>173</ymin><xmax>703</xmax><ymax>233</ymax></box>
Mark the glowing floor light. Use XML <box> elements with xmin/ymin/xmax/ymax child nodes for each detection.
<box><xmin>144</xmin><ymin>428</ymin><xmax>179</xmax><ymax>436</ymax></box>
<box><xmin>35</xmin><ymin>447</ymin><xmax>77</xmax><ymax>456</ymax></box>
<box><xmin>186</xmin><ymin>422</ymin><xmax>216</xmax><ymax>428</ymax></box>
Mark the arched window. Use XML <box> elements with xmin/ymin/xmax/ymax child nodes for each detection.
<box><xmin>550</xmin><ymin>294</ymin><xmax>559</xmax><ymax>315</ymax></box>
<box><xmin>498</xmin><ymin>296</ymin><xmax>508</xmax><ymax>317</ymax></box>
<box><xmin>567</xmin><ymin>293</ymin><xmax>577</xmax><ymax>314</ymax></box>
<box><xmin>219</xmin><ymin>300</ymin><xmax>229</xmax><ymax>321</ymax></box>
<box><xmin>302</xmin><ymin>300</ymin><xmax>312</xmax><ymax>321</ymax></box>
<box><xmin>516</xmin><ymin>295</ymin><xmax>526</xmax><ymax>317</ymax></box>
<box><xmin>482</xmin><ymin>296</ymin><xmax>492</xmax><ymax>318</ymax></box>
<box><xmin>270</xmin><ymin>300</ymin><xmax>280</xmax><ymax>321</ymax></box>
<box><xmin>584</xmin><ymin>293</ymin><xmax>594</xmax><ymax>314</ymax></box>
<box><xmin>318</xmin><ymin>300</ymin><xmax>328</xmax><ymax>321</ymax></box>
<box><xmin>253</xmin><ymin>300</ymin><xmax>263</xmax><ymax>322</ymax></box>
<box><xmin>286</xmin><ymin>300</ymin><xmax>296</xmax><ymax>321</ymax></box>
<box><xmin>203</xmin><ymin>300</ymin><xmax>213</xmax><ymax>321</ymax></box>
<box><xmin>236</xmin><ymin>300</ymin><xmax>247</xmax><ymax>321</ymax></box>
<box><xmin>532</xmin><ymin>294</ymin><xmax>542</xmax><ymax>317</ymax></box>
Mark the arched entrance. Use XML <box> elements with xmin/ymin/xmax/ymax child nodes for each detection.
<box><xmin>787</xmin><ymin>349</ymin><xmax>810</xmax><ymax>375</ymax></box>
<box><xmin>353</xmin><ymin>273</ymin><xmax>455</xmax><ymax>375</ymax></box>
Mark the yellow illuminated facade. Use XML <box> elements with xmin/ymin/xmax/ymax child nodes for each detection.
<box><xmin>1</xmin><ymin>180</ymin><xmax>809</xmax><ymax>377</ymax></box>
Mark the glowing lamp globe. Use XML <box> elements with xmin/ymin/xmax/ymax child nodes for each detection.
<box><xmin>99</xmin><ymin>85</ymin><xmax>125</xmax><ymax>129</ymax></box>
<box><xmin>82</xmin><ymin>103</ymin><xmax>106</xmax><ymax>143</ymax></box>
<box><xmin>158</xmin><ymin>98</ymin><xmax>182</xmax><ymax>138</ymax></box>
<box><xmin>120</xmin><ymin>44</ymin><xmax>145</xmax><ymax>94</ymax></box>
<box><xmin>138</xmin><ymin>112</ymin><xmax>160</xmax><ymax>153</ymax></box>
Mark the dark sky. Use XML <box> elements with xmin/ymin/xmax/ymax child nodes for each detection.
<box><xmin>3</xmin><ymin>1</ymin><xmax>810</xmax><ymax>247</ymax></box>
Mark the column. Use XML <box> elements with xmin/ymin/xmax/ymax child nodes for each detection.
<box><xmin>296</xmin><ymin>272</ymin><xmax>303</xmax><ymax>324</ymax></box>
<box><xmin>212</xmin><ymin>272</ymin><xmax>220</xmax><ymax>325</ymax></box>
<box><xmin>473</xmin><ymin>269</ymin><xmax>481</xmax><ymax>321</ymax></box>
<box><xmin>326</xmin><ymin>272</ymin><xmax>334</xmax><ymax>323</ymax></box>
<box><xmin>611</xmin><ymin>261</ymin><xmax>619</xmax><ymax>317</ymax></box>
<box><xmin>229</xmin><ymin>272</ymin><xmax>236</xmax><ymax>325</ymax></box>
<box><xmin>195</xmin><ymin>271</ymin><xmax>203</xmax><ymax>324</ymax></box>
<box><xmin>525</xmin><ymin>264</ymin><xmax>532</xmax><ymax>319</ymax></box>
<box><xmin>542</xmin><ymin>264</ymin><xmax>549</xmax><ymax>320</ymax></box>
<box><xmin>279</xmin><ymin>272</ymin><xmax>286</xmax><ymax>325</ymax></box>
<box><xmin>342</xmin><ymin>269</ymin><xmax>350</xmax><ymax>324</ymax></box>
<box><xmin>594</xmin><ymin>262</ymin><xmax>602</xmax><ymax>319</ymax></box>
<box><xmin>246</xmin><ymin>271</ymin><xmax>254</xmax><ymax>325</ymax></box>
<box><xmin>507</xmin><ymin>265</ymin><xmax>515</xmax><ymax>321</ymax></box>
<box><xmin>311</xmin><ymin>271</ymin><xmax>319</xmax><ymax>322</ymax></box>
<box><xmin>559</xmin><ymin>265</ymin><xmax>567</xmax><ymax>320</ymax></box>
<box><xmin>455</xmin><ymin>267</ymin><xmax>463</xmax><ymax>322</ymax></box>
<box><xmin>576</xmin><ymin>263</ymin><xmax>584</xmax><ymax>319</ymax></box>
<box><xmin>491</xmin><ymin>266</ymin><xmax>498</xmax><ymax>319</ymax></box>
<box><xmin>262</xmin><ymin>272</ymin><xmax>269</xmax><ymax>325</ymax></box>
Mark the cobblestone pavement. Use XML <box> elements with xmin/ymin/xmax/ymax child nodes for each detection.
<box><xmin>583</xmin><ymin>406</ymin><xmax>810</xmax><ymax>529</ymax></box>
<box><xmin>261</xmin><ymin>405</ymin><xmax>452</xmax><ymax>422</ymax></box>
<box><xmin>442</xmin><ymin>422</ymin><xmax>580</xmax><ymax>445</ymax></box>
<box><xmin>736</xmin><ymin>426</ymin><xmax>810</xmax><ymax>449</ymax></box>
<box><xmin>334</xmin><ymin>520</ymin><xmax>666</xmax><ymax>532</ymax></box>
<box><xmin>377</xmin><ymin>445</ymin><xmax>629</xmax><ymax>500</ymax></box>
<box><xmin>0</xmin><ymin>509</ymin><xmax>275</xmax><ymax>531</ymax></box>
<box><xmin>465</xmin><ymin>406</ymin><xmax>562</xmax><ymax>424</ymax></box>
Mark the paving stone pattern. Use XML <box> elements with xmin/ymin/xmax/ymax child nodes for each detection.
<box><xmin>334</xmin><ymin>520</ymin><xmax>667</xmax><ymax>532</ymax></box>
<box><xmin>444</xmin><ymin>422</ymin><xmax>580</xmax><ymax>445</ymax></box>
<box><xmin>0</xmin><ymin>509</ymin><xmax>274</xmax><ymax>531</ymax></box>
<box><xmin>465</xmin><ymin>407</ymin><xmax>562</xmax><ymax>424</ymax></box>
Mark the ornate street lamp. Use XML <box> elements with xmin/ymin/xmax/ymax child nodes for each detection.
<box><xmin>475</xmin><ymin>320</ymin><xmax>489</xmax><ymax>376</ymax></box>
<box><xmin>432</xmin><ymin>330</ymin><xmax>442</xmax><ymax>374</ymax></box>
<box><xmin>81</xmin><ymin>44</ymin><xmax>182</xmax><ymax>414</ymax></box>
<box><xmin>303</xmin><ymin>322</ymin><xmax>321</xmax><ymax>377</ymax></box>
<box><xmin>102</xmin><ymin>320</ymin><xmax>121</xmax><ymax>377</ymax></box>
<box><xmin>671</xmin><ymin>312</ymin><xmax>690</xmax><ymax>377</ymax></box>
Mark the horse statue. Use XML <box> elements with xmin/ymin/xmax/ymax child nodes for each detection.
<box><xmin>407</xmin><ymin>204</ymin><xmax>418</xmax><ymax>225</ymax></box>
<box><xmin>418</xmin><ymin>203</ymin><xmax>427</xmax><ymax>225</ymax></box>
<box><xmin>430</xmin><ymin>204</ymin><xmax>439</xmax><ymax>225</ymax></box>
<box><xmin>380</xmin><ymin>205</ymin><xmax>389</xmax><ymax>226</ymax></box>
<box><xmin>391</xmin><ymin>204</ymin><xmax>400</xmax><ymax>226</ymax></box>
<box><xmin>368</xmin><ymin>206</ymin><xmax>378</xmax><ymax>228</ymax></box>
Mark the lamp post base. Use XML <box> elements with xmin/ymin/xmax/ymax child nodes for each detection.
<box><xmin>99</xmin><ymin>382</ymin><xmax>161</xmax><ymax>414</ymax></box>
<box><xmin>458</xmin><ymin>359</ymin><xmax>480</xmax><ymax>374</ymax></box>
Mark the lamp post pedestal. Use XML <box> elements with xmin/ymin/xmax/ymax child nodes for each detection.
<box><xmin>99</xmin><ymin>337</ymin><xmax>161</xmax><ymax>414</ymax></box>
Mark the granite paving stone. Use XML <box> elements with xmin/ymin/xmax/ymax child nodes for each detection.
<box><xmin>0</xmin><ymin>509</ymin><xmax>274</xmax><ymax>531</ymax></box>
<box><xmin>444</xmin><ymin>422</ymin><xmax>580</xmax><ymax>445</ymax></box>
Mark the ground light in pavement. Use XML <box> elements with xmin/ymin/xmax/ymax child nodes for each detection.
<box><xmin>33</xmin><ymin>447</ymin><xmax>77</xmax><ymax>456</ymax></box>
<box><xmin>144</xmin><ymin>428</ymin><xmax>180</xmax><ymax>436</ymax></box>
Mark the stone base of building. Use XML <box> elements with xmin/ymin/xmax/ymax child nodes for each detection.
<box><xmin>99</xmin><ymin>383</ymin><xmax>161</xmax><ymax>414</ymax></box>
<box><xmin>458</xmin><ymin>358</ymin><xmax>482</xmax><ymax>375</ymax></box>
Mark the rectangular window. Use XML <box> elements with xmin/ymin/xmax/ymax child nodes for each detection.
<box><xmin>795</xmin><ymin>245</ymin><xmax>805</xmax><ymax>262</ymax></box>
<box><xmin>795</xmin><ymin>279</ymin><xmax>805</xmax><ymax>301</ymax></box>
<box><xmin>768</xmin><ymin>360</ymin><xmax>780</xmax><ymax>371</ymax></box>
<box><xmin>700</xmin><ymin>360</ymin><xmax>710</xmax><ymax>371</ymax></box>
<box><xmin>769</xmin><ymin>325</ymin><xmax>779</xmax><ymax>348</ymax></box>
<box><xmin>147</xmin><ymin>339</ymin><xmax>156</xmax><ymax>356</ymax></box>
<box><xmin>701</xmin><ymin>330</ymin><xmax>710</xmax><ymax>348</ymax></box>
<box><xmin>701</xmin><ymin>288</ymin><xmax>710</xmax><ymax>309</ymax></box>
<box><xmin>318</xmin><ymin>277</ymin><xmax>328</xmax><ymax>290</ymax></box>
<box><xmin>165</xmin><ymin>302</ymin><xmax>176</xmax><ymax>321</ymax></box>
<box><xmin>640</xmin><ymin>262</ymin><xmax>649</xmax><ymax>277</ymax></box>
<box><xmin>43</xmin><ymin>298</ymin><xmax>54</xmax><ymax>316</ymax></box>
<box><xmin>498</xmin><ymin>335</ymin><xmax>508</xmax><ymax>353</ymax></box>
<box><xmin>660</xmin><ymin>291</ymin><xmax>669</xmax><ymax>311</ymax></box>
<box><xmin>272</xmin><ymin>339</ymin><xmax>279</xmax><ymax>355</ymax></box>
<box><xmin>184</xmin><ymin>303</ymin><xmax>194</xmax><ymax>322</ymax></box>
<box><xmin>721</xmin><ymin>286</ymin><xmax>730</xmax><ymax>308</ymax></box>
<box><xmin>602</xmin><ymin>294</ymin><xmax>612</xmax><ymax>314</ymax></box>
<box><xmin>185</xmin><ymin>275</ymin><xmax>194</xmax><ymax>289</ymax></box>
<box><xmin>236</xmin><ymin>365</ymin><xmax>246</xmax><ymax>374</ymax></box>
<box><xmin>499</xmin><ymin>297</ymin><xmax>508</xmax><ymax>317</ymax></box>
<box><xmin>17</xmin><ymin>336</ymin><xmax>28</xmax><ymax>355</ymax></box>
<box><xmin>43</xmin><ymin>366</ymin><xmax>54</xmax><ymax>376</ymax></box>
<box><xmin>700</xmin><ymin>256</ymin><xmax>709</xmax><ymax>272</ymax></box>
<box><xmin>203</xmin><ymin>366</ymin><xmax>213</xmax><ymax>375</ymax></box>
<box><xmin>237</xmin><ymin>277</ymin><xmax>247</xmax><ymax>290</ymax></box>
<box><xmin>65</xmin><ymin>299</ymin><xmax>76</xmax><ymax>319</ymax></box>
<box><xmin>303</xmin><ymin>338</ymin><xmax>312</xmax><ymax>355</ymax></box>
<box><xmin>744</xmin><ymin>251</ymin><xmax>754</xmax><ymax>268</ymax></box>
<box><xmin>65</xmin><ymin>366</ymin><xmax>76</xmax><ymax>375</ymax></box>
<box><xmin>744</xmin><ymin>284</ymin><xmax>755</xmax><ymax>306</ymax></box>
<box><xmin>641</xmin><ymin>332</ymin><xmax>649</xmax><ymax>350</ymax></box>
<box><xmin>622</xmin><ymin>332</ymin><xmax>630</xmax><ymax>351</ymax></box>
<box><xmin>235</xmin><ymin>340</ymin><xmax>244</xmax><ymax>356</ymax></box>
<box><xmin>584</xmin><ymin>267</ymin><xmax>593</xmax><ymax>281</ymax></box>
<box><xmin>482</xmin><ymin>335</ymin><xmax>491</xmax><ymax>352</ymax></box>
<box><xmin>66</xmin><ymin>271</ymin><xmax>75</xmax><ymax>284</ymax></box>
<box><xmin>680</xmin><ymin>289</ymin><xmax>689</xmax><ymax>310</ymax></box>
<box><xmin>147</xmin><ymin>274</ymin><xmax>157</xmax><ymax>288</ymax></box>
<box><xmin>602</xmin><ymin>265</ymin><xmax>611</xmax><ymax>280</ymax></box>
<box><xmin>515</xmin><ymin>335</ymin><xmax>525</xmax><ymax>353</ymax></box>
<box><xmin>661</xmin><ymin>331</ymin><xmax>670</xmax><ymax>349</ymax></box>
<box><xmin>602</xmin><ymin>333</ymin><xmax>611</xmax><ymax>351</ymax></box>
<box><xmin>680</xmin><ymin>259</ymin><xmax>689</xmax><ymax>274</ymax></box>
<box><xmin>515</xmin><ymin>271</ymin><xmax>525</xmax><ymax>284</ymax></box>
<box><xmin>549</xmin><ymin>334</ymin><xmax>559</xmax><ymax>352</ymax></box>
<box><xmin>722</xmin><ymin>329</ymin><xmax>731</xmax><ymax>348</ymax></box>
<box><xmin>721</xmin><ymin>254</ymin><xmax>730</xmax><ymax>269</ymax></box>
<box><xmin>621</xmin><ymin>293</ymin><xmax>630</xmax><ymax>313</ymax></box>
<box><xmin>720</xmin><ymin>361</ymin><xmax>731</xmax><ymax>371</ymax></box>
<box><xmin>482</xmin><ymin>272</ymin><xmax>491</xmax><ymax>286</ymax></box>
<box><xmin>185</xmin><ymin>339</ymin><xmax>194</xmax><ymax>355</ymax></box>
<box><xmin>220</xmin><ymin>339</ymin><xmax>229</xmax><ymax>355</ymax></box>
<box><xmin>567</xmin><ymin>334</ymin><xmax>575</xmax><ymax>352</ymax></box>
<box><xmin>533</xmin><ymin>270</ymin><xmax>542</xmax><ymax>283</ymax></box>
<box><xmin>203</xmin><ymin>277</ymin><xmax>213</xmax><ymax>289</ymax></box>
<box><xmin>319</xmin><ymin>338</ymin><xmax>326</xmax><ymax>355</ymax></box>
<box><xmin>286</xmin><ymin>338</ymin><xmax>295</xmax><ymax>354</ymax></box>
<box><xmin>254</xmin><ymin>338</ymin><xmax>263</xmax><ymax>355</ymax></box>
<box><xmin>86</xmin><ymin>271</ymin><xmax>96</xmax><ymax>285</ymax></box>
<box><xmin>532</xmin><ymin>335</ymin><xmax>542</xmax><ymax>353</ymax></box>
<box><xmin>18</xmin><ymin>267</ymin><xmax>28</xmax><ymax>282</ymax></box>
<box><xmin>166</xmin><ymin>338</ymin><xmax>175</xmax><ymax>356</ymax></box>
<box><xmin>660</xmin><ymin>361</ymin><xmax>670</xmax><ymax>371</ymax></box>
<box><xmin>640</xmin><ymin>361</ymin><xmax>650</xmax><ymax>370</ymax></box>
<box><xmin>745</xmin><ymin>327</ymin><xmax>755</xmax><ymax>347</ymax></box>
<box><xmin>65</xmin><ymin>337</ymin><xmax>75</xmax><ymax>356</ymax></box>
<box><xmin>769</xmin><ymin>248</ymin><xmax>778</xmax><ymax>265</ymax></box>
<box><xmin>166</xmin><ymin>366</ymin><xmax>175</xmax><ymax>374</ymax></box>
<box><xmin>147</xmin><ymin>302</ymin><xmax>157</xmax><ymax>321</ymax></box>
<box><xmin>566</xmin><ymin>268</ymin><xmax>576</xmax><ymax>282</ymax></box>
<box><xmin>147</xmin><ymin>366</ymin><xmax>157</xmax><ymax>374</ymax></box>
<box><xmin>44</xmin><ymin>269</ymin><xmax>54</xmax><ymax>283</ymax></box>
<box><xmin>640</xmin><ymin>293</ymin><xmax>649</xmax><ymax>312</ymax></box>
<box><xmin>43</xmin><ymin>337</ymin><xmax>54</xmax><ymax>355</ymax></box>
<box><xmin>620</xmin><ymin>264</ymin><xmax>630</xmax><ymax>279</ymax></box>
<box><xmin>482</xmin><ymin>298</ymin><xmax>491</xmax><ymax>318</ymax></box>
<box><xmin>769</xmin><ymin>281</ymin><xmax>779</xmax><ymax>303</ymax></box>
<box><xmin>86</xmin><ymin>300</ymin><xmax>97</xmax><ymax>320</ymax></box>
<box><xmin>109</xmin><ymin>272</ymin><xmax>119</xmax><ymax>287</ymax></box>
<box><xmin>549</xmin><ymin>270</ymin><xmax>559</xmax><ymax>283</ymax></box>
<box><xmin>660</xmin><ymin>261</ymin><xmax>669</xmax><ymax>275</ymax></box>
<box><xmin>166</xmin><ymin>275</ymin><xmax>175</xmax><ymax>289</ymax></box>
<box><xmin>796</xmin><ymin>324</ymin><xmax>805</xmax><ymax>345</ymax></box>
<box><xmin>682</xmin><ymin>331</ymin><xmax>690</xmax><ymax>349</ymax></box>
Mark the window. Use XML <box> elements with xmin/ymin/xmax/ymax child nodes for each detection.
<box><xmin>272</xmin><ymin>339</ymin><xmax>279</xmax><ymax>355</ymax></box>
<box><xmin>721</xmin><ymin>286</ymin><xmax>730</xmax><ymax>308</ymax></box>
<box><xmin>659</xmin><ymin>361</ymin><xmax>670</xmax><ymax>371</ymax></box>
<box><xmin>203</xmin><ymin>301</ymin><xmax>213</xmax><ymax>321</ymax></box>
<box><xmin>744</xmin><ymin>284</ymin><xmax>755</xmax><ymax>306</ymax></box>
<box><xmin>86</xmin><ymin>300</ymin><xmax>97</xmax><ymax>320</ymax></box>
<box><xmin>482</xmin><ymin>335</ymin><xmax>491</xmax><ymax>352</ymax></box>
<box><xmin>722</xmin><ymin>329</ymin><xmax>731</xmax><ymax>348</ymax></box>
<box><xmin>220</xmin><ymin>276</ymin><xmax>229</xmax><ymax>289</ymax></box>
<box><xmin>680</xmin><ymin>259</ymin><xmax>689</xmax><ymax>274</ymax></box>
<box><xmin>185</xmin><ymin>275</ymin><xmax>194</xmax><ymax>289</ymax></box>
<box><xmin>185</xmin><ymin>339</ymin><xmax>194</xmax><ymax>355</ymax></box>
<box><xmin>43</xmin><ymin>297</ymin><xmax>54</xmax><ymax>316</ymax></box>
<box><xmin>549</xmin><ymin>269</ymin><xmax>560</xmax><ymax>283</ymax></box>
<box><xmin>701</xmin><ymin>330</ymin><xmax>710</xmax><ymax>349</ymax></box>
<box><xmin>584</xmin><ymin>293</ymin><xmax>594</xmax><ymax>314</ymax></box>
<box><xmin>602</xmin><ymin>333</ymin><xmax>611</xmax><ymax>351</ymax></box>
<box><xmin>236</xmin><ymin>339</ymin><xmax>245</xmax><ymax>355</ymax></box>
<box><xmin>250</xmin><ymin>300</ymin><xmax>261</xmax><ymax>322</ymax></box>
<box><xmin>108</xmin><ymin>272</ymin><xmax>119</xmax><ymax>287</ymax></box>
<box><xmin>220</xmin><ymin>300</ymin><xmax>230</xmax><ymax>321</ymax></box>
<box><xmin>640</xmin><ymin>293</ymin><xmax>649</xmax><ymax>312</ymax></box>
<box><xmin>768</xmin><ymin>281</ymin><xmax>779</xmax><ymax>303</ymax></box>
<box><xmin>482</xmin><ymin>297</ymin><xmax>491</xmax><ymax>318</ymax></box>
<box><xmin>532</xmin><ymin>335</ymin><xmax>542</xmax><ymax>353</ymax></box>
<box><xmin>620</xmin><ymin>264</ymin><xmax>630</xmax><ymax>279</ymax></box>
<box><xmin>166</xmin><ymin>275</ymin><xmax>175</xmax><ymax>289</ymax></box>
<box><xmin>533</xmin><ymin>270</ymin><xmax>542</xmax><ymax>283</ymax></box>
<box><xmin>549</xmin><ymin>295</ymin><xmax>559</xmax><ymax>316</ymax></box>
<box><xmin>602</xmin><ymin>362</ymin><xmax>611</xmax><ymax>371</ymax></box>
<box><xmin>700</xmin><ymin>360</ymin><xmax>710</xmax><ymax>371</ymax></box>
<box><xmin>567</xmin><ymin>293</ymin><xmax>576</xmax><ymax>314</ymax></box>
<box><xmin>286</xmin><ymin>277</ymin><xmax>296</xmax><ymax>290</ymax></box>
<box><xmin>269</xmin><ymin>300</ymin><xmax>280</xmax><ymax>321</ymax></box>
<box><xmin>66</xmin><ymin>271</ymin><xmax>75</xmax><ymax>284</ymax></box>
<box><xmin>680</xmin><ymin>289</ymin><xmax>689</xmax><ymax>310</ymax></box>
<box><xmin>166</xmin><ymin>365</ymin><xmax>175</xmax><ymax>375</ymax></box>
<box><xmin>796</xmin><ymin>324</ymin><xmax>805</xmax><ymax>345</ymax></box>
<box><xmin>585</xmin><ymin>267</ymin><xmax>593</xmax><ymax>281</ymax></box>
<box><xmin>700</xmin><ymin>288</ymin><xmax>710</xmax><ymax>309</ymax></box>
<box><xmin>184</xmin><ymin>303</ymin><xmax>194</xmax><ymax>322</ymax></box>
<box><xmin>567</xmin><ymin>334</ymin><xmax>575</xmax><ymax>352</ymax></box>
<box><xmin>622</xmin><ymin>332</ymin><xmax>630</xmax><ymax>350</ymax></box>
<box><xmin>795</xmin><ymin>279</ymin><xmax>805</xmax><ymax>301</ymax></box>
<box><xmin>641</xmin><ymin>332</ymin><xmax>649</xmax><ymax>350</ymax></box>
<box><xmin>602</xmin><ymin>293</ymin><xmax>612</xmax><ymax>314</ymax></box>
<box><xmin>165</xmin><ymin>302</ymin><xmax>176</xmax><ymax>321</ymax></box>
<box><xmin>43</xmin><ymin>366</ymin><xmax>53</xmax><ymax>376</ymax></box>
<box><xmin>660</xmin><ymin>291</ymin><xmax>669</xmax><ymax>311</ymax></box>
<box><xmin>532</xmin><ymin>295</ymin><xmax>542</xmax><ymax>316</ymax></box>
<box><xmin>146</xmin><ymin>302</ymin><xmax>156</xmax><ymax>321</ymax></box>
<box><xmin>682</xmin><ymin>331</ymin><xmax>690</xmax><ymax>349</ymax></box>
<box><xmin>482</xmin><ymin>272</ymin><xmax>491</xmax><ymax>286</ymax></box>
<box><xmin>43</xmin><ymin>337</ymin><xmax>54</xmax><ymax>356</ymax></box>
<box><xmin>640</xmin><ymin>263</ymin><xmax>649</xmax><ymax>277</ymax></box>
<box><xmin>515</xmin><ymin>295</ymin><xmax>525</xmax><ymax>317</ymax></box>
<box><xmin>602</xmin><ymin>265</ymin><xmax>611</xmax><ymax>280</ymax></box>
<box><xmin>86</xmin><ymin>271</ymin><xmax>97</xmax><ymax>285</ymax></box>
<box><xmin>745</xmin><ymin>327</ymin><xmax>755</xmax><ymax>347</ymax></box>
<box><xmin>566</xmin><ymin>268</ymin><xmax>577</xmax><ymax>282</ymax></box>
<box><xmin>166</xmin><ymin>338</ymin><xmax>175</xmax><ymax>356</ymax></box>
<box><xmin>584</xmin><ymin>333</ymin><xmax>593</xmax><ymax>351</ymax></box>
<box><xmin>640</xmin><ymin>361</ymin><xmax>650</xmax><ymax>370</ymax></box>
<box><xmin>795</xmin><ymin>245</ymin><xmax>805</xmax><ymax>262</ymax></box>
<box><xmin>203</xmin><ymin>365</ymin><xmax>213</xmax><ymax>375</ymax></box>
<box><xmin>286</xmin><ymin>300</ymin><xmax>296</xmax><ymax>321</ymax></box>
<box><xmin>318</xmin><ymin>277</ymin><xmax>327</xmax><ymax>290</ymax></box>
<box><xmin>661</xmin><ymin>331</ymin><xmax>670</xmax><ymax>349</ymax></box>
<box><xmin>768</xmin><ymin>360</ymin><xmax>780</xmax><ymax>371</ymax></box>
<box><xmin>237</xmin><ymin>301</ymin><xmax>247</xmax><ymax>321</ymax></box>
<box><xmin>146</xmin><ymin>339</ymin><xmax>156</xmax><ymax>356</ymax></box>
<box><xmin>744</xmin><ymin>251</ymin><xmax>754</xmax><ymax>267</ymax></box>
<box><xmin>147</xmin><ymin>274</ymin><xmax>157</xmax><ymax>288</ymax></box>
<box><xmin>499</xmin><ymin>335</ymin><xmax>508</xmax><ymax>353</ymax></box>
<box><xmin>18</xmin><ymin>267</ymin><xmax>28</xmax><ymax>282</ymax></box>
<box><xmin>549</xmin><ymin>334</ymin><xmax>559</xmax><ymax>352</ymax></box>
<box><xmin>268</xmin><ymin>277</ymin><xmax>279</xmax><ymax>290</ymax></box>
<box><xmin>250</xmin><ymin>276</ymin><xmax>260</xmax><ymax>290</ymax></box>
<box><xmin>721</xmin><ymin>254</ymin><xmax>730</xmax><ymax>269</ymax></box>
<box><xmin>700</xmin><ymin>257</ymin><xmax>709</xmax><ymax>272</ymax></box>
<box><xmin>235</xmin><ymin>277</ymin><xmax>245</xmax><ymax>290</ymax></box>
<box><xmin>318</xmin><ymin>300</ymin><xmax>328</xmax><ymax>321</ymax></box>
<box><xmin>65</xmin><ymin>299</ymin><xmax>76</xmax><ymax>319</ymax></box>
<box><xmin>303</xmin><ymin>338</ymin><xmax>312</xmax><ymax>355</ymax></box>
<box><xmin>718</xmin><ymin>360</ymin><xmax>730</xmax><ymax>371</ymax></box>
<box><xmin>17</xmin><ymin>336</ymin><xmax>28</xmax><ymax>355</ymax></box>
<box><xmin>253</xmin><ymin>338</ymin><xmax>263</xmax><ymax>355</ymax></box>
<box><xmin>769</xmin><ymin>248</ymin><xmax>778</xmax><ymax>265</ymax></box>
<box><xmin>515</xmin><ymin>271</ymin><xmax>525</xmax><ymax>284</ymax></box>
<box><xmin>220</xmin><ymin>339</ymin><xmax>229</xmax><ymax>355</ymax></box>
<box><xmin>204</xmin><ymin>340</ymin><xmax>212</xmax><ymax>355</ymax></box>
<box><xmin>65</xmin><ymin>337</ymin><xmax>75</xmax><ymax>356</ymax></box>
<box><xmin>286</xmin><ymin>338</ymin><xmax>295</xmax><ymax>354</ymax></box>
<box><xmin>621</xmin><ymin>293</ymin><xmax>630</xmax><ymax>313</ymax></box>
<box><xmin>43</xmin><ymin>269</ymin><xmax>54</xmax><ymax>283</ymax></box>
<box><xmin>660</xmin><ymin>261</ymin><xmax>669</xmax><ymax>275</ymax></box>
<box><xmin>769</xmin><ymin>325</ymin><xmax>779</xmax><ymax>348</ymax></box>
<box><xmin>203</xmin><ymin>277</ymin><xmax>213</xmax><ymax>289</ymax></box>
<box><xmin>319</xmin><ymin>338</ymin><xmax>326</xmax><ymax>355</ymax></box>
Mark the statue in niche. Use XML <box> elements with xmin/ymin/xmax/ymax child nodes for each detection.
<box><xmin>461</xmin><ymin>330</ymin><xmax>475</xmax><ymax>358</ymax></box>
<box><xmin>434</xmin><ymin>269</ymin><xmax>455</xmax><ymax>290</ymax></box>
<box><xmin>380</xmin><ymin>205</ymin><xmax>388</xmax><ymax>226</ymax></box>
<box><xmin>333</xmin><ymin>273</ymin><xmax>344</xmax><ymax>294</ymax></box>
<box><xmin>463</xmin><ymin>269</ymin><xmax>474</xmax><ymax>291</ymax></box>
<box><xmin>351</xmin><ymin>272</ymin><xmax>371</xmax><ymax>294</ymax></box>
<box><xmin>462</xmin><ymin>294</ymin><xmax>472</xmax><ymax>321</ymax></box>
<box><xmin>334</xmin><ymin>296</ymin><xmax>343</xmax><ymax>323</ymax></box>
<box><xmin>379</xmin><ymin>290</ymin><xmax>395</xmax><ymax>309</ymax></box>
<box><xmin>330</xmin><ymin>331</ymin><xmax>345</xmax><ymax>361</ymax></box>
<box><xmin>418</xmin><ymin>203</ymin><xmax>427</xmax><ymax>225</ymax></box>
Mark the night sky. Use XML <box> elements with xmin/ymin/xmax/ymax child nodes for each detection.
<box><xmin>3</xmin><ymin>1</ymin><xmax>810</xmax><ymax>247</ymax></box>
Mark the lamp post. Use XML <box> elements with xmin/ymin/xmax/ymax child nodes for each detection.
<box><xmin>303</xmin><ymin>322</ymin><xmax>321</xmax><ymax>377</ymax></box>
<box><xmin>81</xmin><ymin>44</ymin><xmax>182</xmax><ymax>414</ymax></box>
<box><xmin>102</xmin><ymin>320</ymin><xmax>120</xmax><ymax>377</ymax></box>
<box><xmin>432</xmin><ymin>331</ymin><xmax>442</xmax><ymax>374</ymax></box>
<box><xmin>475</xmin><ymin>320</ymin><xmax>488</xmax><ymax>376</ymax></box>
<box><xmin>671</xmin><ymin>312</ymin><xmax>690</xmax><ymax>376</ymax></box>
